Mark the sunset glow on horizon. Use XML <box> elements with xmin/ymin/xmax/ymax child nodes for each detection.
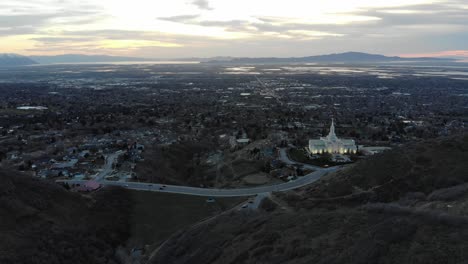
<box><xmin>1</xmin><ymin>0</ymin><xmax>467</xmax><ymax>58</ymax></box>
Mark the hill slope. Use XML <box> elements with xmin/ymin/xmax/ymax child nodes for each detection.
<box><xmin>0</xmin><ymin>169</ymin><xmax>132</xmax><ymax>264</ymax></box>
<box><xmin>149</xmin><ymin>135</ymin><xmax>468</xmax><ymax>264</ymax></box>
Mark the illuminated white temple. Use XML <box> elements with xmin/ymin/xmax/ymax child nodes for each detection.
<box><xmin>308</xmin><ymin>119</ymin><xmax>357</xmax><ymax>154</ymax></box>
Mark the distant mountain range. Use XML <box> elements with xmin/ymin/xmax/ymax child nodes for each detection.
<box><xmin>29</xmin><ymin>55</ymin><xmax>234</xmax><ymax>64</ymax></box>
<box><xmin>0</xmin><ymin>54</ymin><xmax>38</xmax><ymax>66</ymax></box>
<box><xmin>208</xmin><ymin>52</ymin><xmax>456</xmax><ymax>64</ymax></box>
<box><xmin>29</xmin><ymin>54</ymin><xmax>156</xmax><ymax>64</ymax></box>
<box><xmin>0</xmin><ymin>52</ymin><xmax>457</xmax><ymax>66</ymax></box>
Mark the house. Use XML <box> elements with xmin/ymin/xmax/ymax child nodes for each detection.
<box><xmin>51</xmin><ymin>159</ymin><xmax>78</xmax><ymax>169</ymax></box>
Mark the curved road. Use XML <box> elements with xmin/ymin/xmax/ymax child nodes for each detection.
<box><xmin>59</xmin><ymin>166</ymin><xmax>339</xmax><ymax>197</ymax></box>
<box><xmin>278</xmin><ymin>148</ymin><xmax>322</xmax><ymax>170</ymax></box>
<box><xmin>58</xmin><ymin>148</ymin><xmax>343</xmax><ymax>197</ymax></box>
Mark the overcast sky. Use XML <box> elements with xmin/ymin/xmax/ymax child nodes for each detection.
<box><xmin>1</xmin><ymin>0</ymin><xmax>467</xmax><ymax>58</ymax></box>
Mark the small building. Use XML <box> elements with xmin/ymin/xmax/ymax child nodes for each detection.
<box><xmin>74</xmin><ymin>180</ymin><xmax>101</xmax><ymax>192</ymax></box>
<box><xmin>51</xmin><ymin>159</ymin><xmax>78</xmax><ymax>169</ymax></box>
<box><xmin>236</xmin><ymin>138</ymin><xmax>251</xmax><ymax>144</ymax></box>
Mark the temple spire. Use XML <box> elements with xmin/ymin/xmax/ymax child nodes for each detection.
<box><xmin>327</xmin><ymin>118</ymin><xmax>337</xmax><ymax>140</ymax></box>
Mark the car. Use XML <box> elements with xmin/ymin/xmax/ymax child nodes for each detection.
<box><xmin>248</xmin><ymin>200</ymin><xmax>254</xmax><ymax>204</ymax></box>
<box><xmin>162</xmin><ymin>185</ymin><xmax>167</xmax><ymax>188</ymax></box>
<box><xmin>159</xmin><ymin>187</ymin><xmax>164</xmax><ymax>190</ymax></box>
<box><xmin>241</xmin><ymin>204</ymin><xmax>248</xmax><ymax>209</ymax></box>
<box><xmin>124</xmin><ymin>184</ymin><xmax>129</xmax><ymax>187</ymax></box>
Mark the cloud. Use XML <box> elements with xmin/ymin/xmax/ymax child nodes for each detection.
<box><xmin>353</xmin><ymin>3</ymin><xmax>468</xmax><ymax>27</ymax></box>
<box><xmin>25</xmin><ymin>29</ymin><xmax>208</xmax><ymax>55</ymax></box>
<box><xmin>192</xmin><ymin>0</ymin><xmax>213</xmax><ymax>10</ymax></box>
<box><xmin>30</xmin><ymin>36</ymin><xmax>97</xmax><ymax>43</ymax></box>
<box><xmin>2</xmin><ymin>0</ymin><xmax>468</xmax><ymax>57</ymax></box>
<box><xmin>156</xmin><ymin>16</ymin><xmax>348</xmax><ymax>40</ymax></box>
<box><xmin>0</xmin><ymin>1</ymin><xmax>105</xmax><ymax>37</ymax></box>
<box><xmin>41</xmin><ymin>0</ymin><xmax>467</xmax><ymax>56</ymax></box>
<box><xmin>400</xmin><ymin>50</ymin><xmax>468</xmax><ymax>58</ymax></box>
<box><xmin>0</xmin><ymin>27</ymin><xmax>37</xmax><ymax>36</ymax></box>
<box><xmin>158</xmin><ymin>15</ymin><xmax>200</xmax><ymax>23</ymax></box>
<box><xmin>0</xmin><ymin>14</ymin><xmax>54</xmax><ymax>28</ymax></box>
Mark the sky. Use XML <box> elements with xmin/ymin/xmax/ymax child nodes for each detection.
<box><xmin>1</xmin><ymin>0</ymin><xmax>467</xmax><ymax>58</ymax></box>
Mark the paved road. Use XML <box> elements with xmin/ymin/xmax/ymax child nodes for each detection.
<box><xmin>255</xmin><ymin>76</ymin><xmax>283</xmax><ymax>105</ymax></box>
<box><xmin>239</xmin><ymin>192</ymin><xmax>270</xmax><ymax>210</ymax></box>
<box><xmin>278</xmin><ymin>148</ymin><xmax>322</xmax><ymax>170</ymax></box>
<box><xmin>59</xmin><ymin>148</ymin><xmax>342</xmax><ymax>197</ymax></box>
<box><xmin>58</xmin><ymin>166</ymin><xmax>340</xmax><ymax>197</ymax></box>
<box><xmin>94</xmin><ymin>151</ymin><xmax>122</xmax><ymax>182</ymax></box>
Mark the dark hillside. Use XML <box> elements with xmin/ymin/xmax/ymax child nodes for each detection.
<box><xmin>135</xmin><ymin>140</ymin><xmax>217</xmax><ymax>186</ymax></box>
<box><xmin>149</xmin><ymin>135</ymin><xmax>468</xmax><ymax>264</ymax></box>
<box><xmin>302</xmin><ymin>135</ymin><xmax>468</xmax><ymax>203</ymax></box>
<box><xmin>151</xmin><ymin>208</ymin><xmax>468</xmax><ymax>264</ymax></box>
<box><xmin>0</xmin><ymin>168</ymin><xmax>132</xmax><ymax>264</ymax></box>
